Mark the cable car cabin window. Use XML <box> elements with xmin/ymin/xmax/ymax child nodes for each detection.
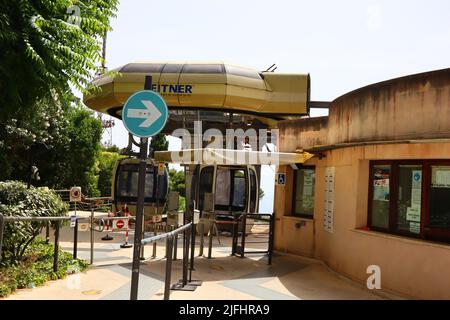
<box><xmin>120</xmin><ymin>63</ymin><xmax>165</xmax><ymax>73</ymax></box>
<box><xmin>198</xmin><ymin>167</ymin><xmax>214</xmax><ymax>211</ymax></box>
<box><xmin>368</xmin><ymin>160</ymin><xmax>450</xmax><ymax>244</ymax></box>
<box><xmin>215</xmin><ymin>169</ymin><xmax>231</xmax><ymax>207</ymax></box>
<box><xmin>225</xmin><ymin>65</ymin><xmax>262</xmax><ymax>79</ymax></box>
<box><xmin>116</xmin><ymin>164</ymin><xmax>166</xmax><ymax>203</ymax></box>
<box><xmin>182</xmin><ymin>64</ymin><xmax>224</xmax><ymax>74</ymax></box>
<box><xmin>249</xmin><ymin>169</ymin><xmax>258</xmax><ymax>213</ymax></box>
<box><xmin>232</xmin><ymin>170</ymin><xmax>246</xmax><ymax>209</ymax></box>
<box><xmin>293</xmin><ymin>167</ymin><xmax>315</xmax><ymax>218</ymax></box>
<box><xmin>161</xmin><ymin>64</ymin><xmax>183</xmax><ymax>73</ymax></box>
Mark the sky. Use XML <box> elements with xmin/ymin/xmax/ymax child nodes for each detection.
<box><xmin>88</xmin><ymin>0</ymin><xmax>450</xmax><ymax>213</ymax></box>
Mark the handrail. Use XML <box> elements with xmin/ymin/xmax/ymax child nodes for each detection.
<box><xmin>141</xmin><ymin>222</ymin><xmax>192</xmax><ymax>246</ymax></box>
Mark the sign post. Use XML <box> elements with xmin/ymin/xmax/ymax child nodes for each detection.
<box><xmin>127</xmin><ymin>76</ymin><xmax>168</xmax><ymax>300</ymax></box>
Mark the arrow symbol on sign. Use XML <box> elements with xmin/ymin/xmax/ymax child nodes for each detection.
<box><xmin>127</xmin><ymin>100</ymin><xmax>162</xmax><ymax>128</ymax></box>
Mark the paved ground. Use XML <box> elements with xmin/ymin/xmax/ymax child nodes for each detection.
<box><xmin>3</xmin><ymin>222</ymin><xmax>397</xmax><ymax>300</ymax></box>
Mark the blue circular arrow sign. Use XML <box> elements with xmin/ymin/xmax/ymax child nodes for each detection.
<box><xmin>122</xmin><ymin>90</ymin><xmax>168</xmax><ymax>138</ymax></box>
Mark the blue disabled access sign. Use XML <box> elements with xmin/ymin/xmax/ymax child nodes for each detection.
<box><xmin>122</xmin><ymin>90</ymin><xmax>168</xmax><ymax>138</ymax></box>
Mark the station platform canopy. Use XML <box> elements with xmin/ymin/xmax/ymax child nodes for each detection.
<box><xmin>83</xmin><ymin>61</ymin><xmax>310</xmax><ymax>129</ymax></box>
<box><xmin>153</xmin><ymin>148</ymin><xmax>314</xmax><ymax>165</ymax></box>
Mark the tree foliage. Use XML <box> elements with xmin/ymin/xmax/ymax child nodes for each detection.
<box><xmin>0</xmin><ymin>181</ymin><xmax>69</xmax><ymax>265</ymax></box>
<box><xmin>0</xmin><ymin>101</ymin><xmax>103</xmax><ymax>196</ymax></box>
<box><xmin>150</xmin><ymin>133</ymin><xmax>168</xmax><ymax>154</ymax></box>
<box><xmin>0</xmin><ymin>0</ymin><xmax>119</xmax><ymax>121</ymax></box>
<box><xmin>169</xmin><ymin>168</ymin><xmax>185</xmax><ymax>197</ymax></box>
<box><xmin>97</xmin><ymin>150</ymin><xmax>123</xmax><ymax>196</ymax></box>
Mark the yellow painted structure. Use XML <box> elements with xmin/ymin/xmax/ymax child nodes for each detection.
<box><xmin>83</xmin><ymin>61</ymin><xmax>310</xmax><ymax>127</ymax></box>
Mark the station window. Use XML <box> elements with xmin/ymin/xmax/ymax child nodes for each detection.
<box><xmin>292</xmin><ymin>167</ymin><xmax>315</xmax><ymax>218</ymax></box>
<box><xmin>368</xmin><ymin>160</ymin><xmax>450</xmax><ymax>243</ymax></box>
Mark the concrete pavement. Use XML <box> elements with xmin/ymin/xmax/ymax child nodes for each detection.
<box><xmin>2</xmin><ymin>225</ymin><xmax>399</xmax><ymax>300</ymax></box>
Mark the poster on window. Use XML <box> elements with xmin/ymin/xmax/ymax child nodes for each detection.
<box><xmin>303</xmin><ymin>171</ymin><xmax>314</xmax><ymax>196</ymax></box>
<box><xmin>432</xmin><ymin>167</ymin><xmax>450</xmax><ymax>188</ymax></box>
<box><xmin>406</xmin><ymin>206</ymin><xmax>421</xmax><ymax>222</ymax></box>
<box><xmin>409</xmin><ymin>222</ymin><xmax>420</xmax><ymax>234</ymax></box>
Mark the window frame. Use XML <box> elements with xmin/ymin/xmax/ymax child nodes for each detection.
<box><xmin>368</xmin><ymin>159</ymin><xmax>450</xmax><ymax>244</ymax></box>
<box><xmin>291</xmin><ymin>165</ymin><xmax>316</xmax><ymax>219</ymax></box>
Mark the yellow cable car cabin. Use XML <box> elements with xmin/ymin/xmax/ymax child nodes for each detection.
<box><xmin>83</xmin><ymin>61</ymin><xmax>311</xmax><ymax>128</ymax></box>
<box><xmin>111</xmin><ymin>158</ymin><xmax>169</xmax><ymax>220</ymax></box>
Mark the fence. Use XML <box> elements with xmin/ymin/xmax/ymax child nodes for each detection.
<box><xmin>1</xmin><ymin>210</ymin><xmax>275</xmax><ymax>300</ymax></box>
<box><xmin>140</xmin><ymin>222</ymin><xmax>196</xmax><ymax>300</ymax></box>
<box><xmin>231</xmin><ymin>213</ymin><xmax>274</xmax><ymax>265</ymax></box>
<box><xmin>0</xmin><ymin>215</ymin><xmax>75</xmax><ymax>273</ymax></box>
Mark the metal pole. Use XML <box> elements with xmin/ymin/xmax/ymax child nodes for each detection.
<box><xmin>182</xmin><ymin>229</ymin><xmax>188</xmax><ymax>286</ymax></box>
<box><xmin>189</xmin><ymin>221</ymin><xmax>195</xmax><ymax>281</ymax></box>
<box><xmin>208</xmin><ymin>222</ymin><xmax>213</xmax><ymax>259</ymax></box>
<box><xmin>45</xmin><ymin>221</ymin><xmax>50</xmax><ymax>244</ymax></box>
<box><xmin>241</xmin><ymin>214</ymin><xmax>247</xmax><ymax>258</ymax></box>
<box><xmin>130</xmin><ymin>76</ymin><xmax>152</xmax><ymax>300</ymax></box>
<box><xmin>90</xmin><ymin>206</ymin><xmax>94</xmax><ymax>265</ymax></box>
<box><xmin>0</xmin><ymin>214</ymin><xmax>4</xmax><ymax>261</ymax></box>
<box><xmin>173</xmin><ymin>231</ymin><xmax>178</xmax><ymax>260</ymax></box>
<box><xmin>153</xmin><ymin>168</ymin><xmax>160</xmax><ymax>258</ymax></box>
<box><xmin>73</xmin><ymin>218</ymin><xmax>78</xmax><ymax>259</ymax></box>
<box><xmin>164</xmin><ymin>236</ymin><xmax>174</xmax><ymax>300</ymax></box>
<box><xmin>199</xmin><ymin>222</ymin><xmax>204</xmax><ymax>256</ymax></box>
<box><xmin>130</xmin><ymin>137</ymin><xmax>148</xmax><ymax>300</ymax></box>
<box><xmin>140</xmin><ymin>214</ymin><xmax>145</xmax><ymax>260</ymax></box>
<box><xmin>53</xmin><ymin>222</ymin><xmax>60</xmax><ymax>272</ymax></box>
<box><xmin>268</xmin><ymin>214</ymin><xmax>274</xmax><ymax>265</ymax></box>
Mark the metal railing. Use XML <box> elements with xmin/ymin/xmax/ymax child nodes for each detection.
<box><xmin>0</xmin><ymin>215</ymin><xmax>78</xmax><ymax>272</ymax></box>
<box><xmin>231</xmin><ymin>213</ymin><xmax>275</xmax><ymax>265</ymax></box>
<box><xmin>140</xmin><ymin>222</ymin><xmax>195</xmax><ymax>300</ymax></box>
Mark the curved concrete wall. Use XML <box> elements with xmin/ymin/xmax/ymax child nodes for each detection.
<box><xmin>328</xmin><ymin>68</ymin><xmax>450</xmax><ymax>144</ymax></box>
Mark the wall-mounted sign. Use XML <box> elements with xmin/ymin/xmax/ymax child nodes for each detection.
<box><xmin>275</xmin><ymin>173</ymin><xmax>286</xmax><ymax>186</ymax></box>
<box><xmin>324</xmin><ymin>167</ymin><xmax>335</xmax><ymax>233</ymax></box>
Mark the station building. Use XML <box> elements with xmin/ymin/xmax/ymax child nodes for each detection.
<box><xmin>274</xmin><ymin>68</ymin><xmax>450</xmax><ymax>299</ymax></box>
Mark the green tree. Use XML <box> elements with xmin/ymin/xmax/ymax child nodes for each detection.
<box><xmin>97</xmin><ymin>151</ymin><xmax>123</xmax><ymax>196</ymax></box>
<box><xmin>0</xmin><ymin>181</ymin><xmax>69</xmax><ymax>265</ymax></box>
<box><xmin>0</xmin><ymin>0</ymin><xmax>119</xmax><ymax>121</ymax></box>
<box><xmin>44</xmin><ymin>105</ymin><xmax>103</xmax><ymax>196</ymax></box>
<box><xmin>169</xmin><ymin>169</ymin><xmax>186</xmax><ymax>197</ymax></box>
<box><xmin>150</xmin><ymin>133</ymin><xmax>168</xmax><ymax>154</ymax></box>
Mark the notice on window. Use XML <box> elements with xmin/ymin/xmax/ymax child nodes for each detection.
<box><xmin>411</xmin><ymin>170</ymin><xmax>422</xmax><ymax>208</ymax></box>
<box><xmin>303</xmin><ymin>173</ymin><xmax>314</xmax><ymax>196</ymax></box>
<box><xmin>409</xmin><ymin>222</ymin><xmax>420</xmax><ymax>234</ymax></box>
<box><xmin>373</xmin><ymin>178</ymin><xmax>389</xmax><ymax>201</ymax></box>
<box><xmin>432</xmin><ymin>167</ymin><xmax>450</xmax><ymax>188</ymax></box>
<box><xmin>406</xmin><ymin>206</ymin><xmax>421</xmax><ymax>222</ymax></box>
